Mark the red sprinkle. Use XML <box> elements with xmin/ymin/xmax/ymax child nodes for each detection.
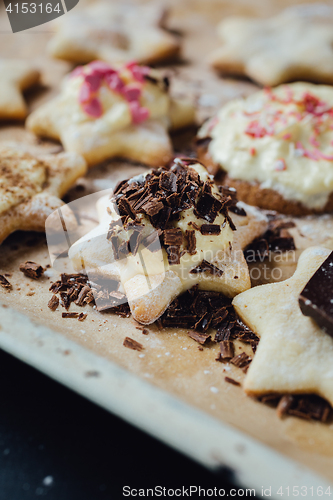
<box><xmin>129</xmin><ymin>101</ymin><xmax>150</xmax><ymax>124</ymax></box>
<box><xmin>122</xmin><ymin>84</ymin><xmax>141</xmax><ymax>102</ymax></box>
<box><xmin>78</xmin><ymin>81</ymin><xmax>92</xmax><ymax>103</ymax></box>
<box><xmin>249</xmin><ymin>147</ymin><xmax>256</xmax><ymax>156</ymax></box>
<box><xmin>84</xmin><ymin>73</ymin><xmax>102</xmax><ymax>92</ymax></box>
<box><xmin>245</xmin><ymin>120</ymin><xmax>269</xmax><ymax>138</ymax></box>
<box><xmin>82</xmin><ymin>98</ymin><xmax>103</xmax><ymax>118</ymax></box>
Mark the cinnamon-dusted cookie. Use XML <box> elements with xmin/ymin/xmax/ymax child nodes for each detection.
<box><xmin>198</xmin><ymin>83</ymin><xmax>333</xmax><ymax>215</ymax></box>
<box><xmin>48</xmin><ymin>2</ymin><xmax>180</xmax><ymax>65</ymax></box>
<box><xmin>209</xmin><ymin>4</ymin><xmax>333</xmax><ymax>86</ymax></box>
<box><xmin>27</xmin><ymin>61</ymin><xmax>195</xmax><ymax>168</ymax></box>
<box><xmin>0</xmin><ymin>59</ymin><xmax>40</xmax><ymax>120</ymax></box>
<box><xmin>233</xmin><ymin>246</ymin><xmax>333</xmax><ymax>408</ymax></box>
<box><xmin>0</xmin><ymin>143</ymin><xmax>86</xmax><ymax>245</ymax></box>
<box><xmin>68</xmin><ymin>159</ymin><xmax>267</xmax><ymax>324</ymax></box>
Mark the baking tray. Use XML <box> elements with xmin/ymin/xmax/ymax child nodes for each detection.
<box><xmin>1</xmin><ymin>0</ymin><xmax>333</xmax><ymax>496</ymax></box>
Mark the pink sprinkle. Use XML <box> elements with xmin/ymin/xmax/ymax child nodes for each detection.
<box><xmin>245</xmin><ymin>120</ymin><xmax>268</xmax><ymax>138</ymax></box>
<box><xmin>309</xmin><ymin>135</ymin><xmax>320</xmax><ymax>148</ymax></box>
<box><xmin>129</xmin><ymin>101</ymin><xmax>149</xmax><ymax>124</ymax></box>
<box><xmin>70</xmin><ymin>66</ymin><xmax>84</xmax><ymax>79</ymax></box>
<box><xmin>82</xmin><ymin>98</ymin><xmax>103</xmax><ymax>118</ymax></box>
<box><xmin>105</xmin><ymin>72</ymin><xmax>124</xmax><ymax>93</ymax></box>
<box><xmin>282</xmin><ymin>133</ymin><xmax>292</xmax><ymax>140</ymax></box>
<box><xmin>78</xmin><ymin>81</ymin><xmax>92</xmax><ymax>103</ymax></box>
<box><xmin>249</xmin><ymin>147</ymin><xmax>256</xmax><ymax>156</ymax></box>
<box><xmin>122</xmin><ymin>84</ymin><xmax>141</xmax><ymax>102</ymax></box>
<box><xmin>125</xmin><ymin>61</ymin><xmax>150</xmax><ymax>83</ymax></box>
<box><xmin>274</xmin><ymin>159</ymin><xmax>287</xmax><ymax>171</ymax></box>
<box><xmin>84</xmin><ymin>73</ymin><xmax>102</xmax><ymax>92</ymax></box>
<box><xmin>320</xmin><ymin>153</ymin><xmax>333</xmax><ymax>161</ymax></box>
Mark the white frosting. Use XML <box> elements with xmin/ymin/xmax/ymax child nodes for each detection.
<box><xmin>110</xmin><ymin>163</ymin><xmax>234</xmax><ymax>292</ymax></box>
<box><xmin>60</xmin><ymin>65</ymin><xmax>171</xmax><ymax>133</ymax></box>
<box><xmin>200</xmin><ymin>83</ymin><xmax>333</xmax><ymax>209</ymax></box>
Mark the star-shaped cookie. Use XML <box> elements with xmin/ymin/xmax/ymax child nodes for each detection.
<box><xmin>67</xmin><ymin>160</ymin><xmax>267</xmax><ymax>324</ymax></box>
<box><xmin>233</xmin><ymin>246</ymin><xmax>333</xmax><ymax>407</ymax></box>
<box><xmin>48</xmin><ymin>2</ymin><xmax>180</xmax><ymax>65</ymax></box>
<box><xmin>27</xmin><ymin>61</ymin><xmax>195</xmax><ymax>168</ymax></box>
<box><xmin>0</xmin><ymin>60</ymin><xmax>40</xmax><ymax>120</ymax></box>
<box><xmin>209</xmin><ymin>4</ymin><xmax>333</xmax><ymax>86</ymax></box>
<box><xmin>0</xmin><ymin>143</ymin><xmax>87</xmax><ymax>245</ymax></box>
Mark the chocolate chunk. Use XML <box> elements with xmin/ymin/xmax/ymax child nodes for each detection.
<box><xmin>166</xmin><ymin>245</ymin><xmax>181</xmax><ymax>265</ymax></box>
<box><xmin>163</xmin><ymin>228</ymin><xmax>183</xmax><ymax>246</ymax></box>
<box><xmin>0</xmin><ymin>274</ymin><xmax>11</xmax><ymax>289</ymax></box>
<box><xmin>128</xmin><ymin>229</ymin><xmax>143</xmax><ymax>256</ymax></box>
<box><xmin>75</xmin><ymin>285</ymin><xmax>91</xmax><ymax>306</ymax></box>
<box><xmin>225</xmin><ymin>377</ymin><xmax>240</xmax><ymax>386</ymax></box>
<box><xmin>276</xmin><ymin>395</ymin><xmax>294</xmax><ymax>418</ymax></box>
<box><xmin>299</xmin><ymin>251</ymin><xmax>333</xmax><ymax>337</ymax></box>
<box><xmin>123</xmin><ymin>337</ymin><xmax>143</xmax><ymax>351</ymax></box>
<box><xmin>19</xmin><ymin>261</ymin><xmax>44</xmax><ymax>279</ymax></box>
<box><xmin>187</xmin><ymin>330</ymin><xmax>211</xmax><ymax>345</ymax></box>
<box><xmin>184</xmin><ymin>230</ymin><xmax>196</xmax><ymax>255</ymax></box>
<box><xmin>78</xmin><ymin>312</ymin><xmax>87</xmax><ymax>321</ymax></box>
<box><xmin>62</xmin><ymin>312</ymin><xmax>79</xmax><ymax>318</ymax></box>
<box><xmin>230</xmin><ymin>352</ymin><xmax>252</xmax><ymax>369</ymax></box>
<box><xmin>217</xmin><ymin>340</ymin><xmax>234</xmax><ymax>360</ymax></box>
<box><xmin>142</xmin><ymin>199</ymin><xmax>164</xmax><ymax>216</ymax></box>
<box><xmin>118</xmin><ymin>197</ymin><xmax>136</xmax><ymax>219</ymax></box>
<box><xmin>159</xmin><ymin>171</ymin><xmax>177</xmax><ymax>192</ymax></box>
<box><xmin>48</xmin><ymin>294</ymin><xmax>59</xmax><ymax>311</ymax></box>
<box><xmin>189</xmin><ymin>260</ymin><xmax>223</xmax><ymax>277</ymax></box>
<box><xmin>200</xmin><ymin>224</ymin><xmax>221</xmax><ymax>235</ymax></box>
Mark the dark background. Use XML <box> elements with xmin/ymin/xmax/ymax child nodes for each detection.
<box><xmin>0</xmin><ymin>349</ymin><xmax>253</xmax><ymax>499</ymax></box>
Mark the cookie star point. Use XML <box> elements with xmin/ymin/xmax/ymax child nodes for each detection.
<box><xmin>0</xmin><ymin>143</ymin><xmax>87</xmax><ymax>245</ymax></box>
<box><xmin>0</xmin><ymin>59</ymin><xmax>40</xmax><ymax>121</ymax></box>
<box><xmin>209</xmin><ymin>5</ymin><xmax>333</xmax><ymax>86</ymax></box>
<box><xmin>233</xmin><ymin>246</ymin><xmax>333</xmax><ymax>407</ymax></box>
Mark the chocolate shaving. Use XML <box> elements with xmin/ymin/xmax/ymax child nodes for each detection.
<box><xmin>0</xmin><ymin>274</ymin><xmax>11</xmax><ymax>289</ymax></box>
<box><xmin>48</xmin><ymin>294</ymin><xmax>59</xmax><ymax>311</ymax></box>
<box><xmin>163</xmin><ymin>228</ymin><xmax>183</xmax><ymax>246</ymax></box>
<box><xmin>200</xmin><ymin>224</ymin><xmax>221</xmax><ymax>235</ymax></box>
<box><xmin>48</xmin><ymin>273</ymin><xmax>129</xmax><ymax>318</ymax></box>
<box><xmin>166</xmin><ymin>245</ymin><xmax>181</xmax><ymax>265</ymax></box>
<box><xmin>225</xmin><ymin>377</ymin><xmax>240</xmax><ymax>386</ymax></box>
<box><xmin>187</xmin><ymin>331</ymin><xmax>211</xmax><ymax>345</ymax></box>
<box><xmin>123</xmin><ymin>337</ymin><xmax>143</xmax><ymax>351</ymax></box>
<box><xmin>19</xmin><ymin>261</ymin><xmax>44</xmax><ymax>279</ymax></box>
<box><xmin>62</xmin><ymin>312</ymin><xmax>79</xmax><ymax>318</ymax></box>
<box><xmin>189</xmin><ymin>260</ymin><xmax>223</xmax><ymax>277</ymax></box>
<box><xmin>230</xmin><ymin>352</ymin><xmax>252</xmax><ymax>369</ymax></box>
<box><xmin>184</xmin><ymin>230</ymin><xmax>196</xmax><ymax>255</ymax></box>
<box><xmin>260</xmin><ymin>393</ymin><xmax>331</xmax><ymax>422</ymax></box>
<box><xmin>216</xmin><ymin>340</ymin><xmax>234</xmax><ymax>361</ymax></box>
<box><xmin>244</xmin><ymin>216</ymin><xmax>296</xmax><ymax>262</ymax></box>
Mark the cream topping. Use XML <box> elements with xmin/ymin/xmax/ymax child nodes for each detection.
<box><xmin>109</xmin><ymin>163</ymin><xmax>234</xmax><ymax>292</ymax></box>
<box><xmin>200</xmin><ymin>83</ymin><xmax>333</xmax><ymax>209</ymax></box>
<box><xmin>59</xmin><ymin>61</ymin><xmax>172</xmax><ymax>134</ymax></box>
